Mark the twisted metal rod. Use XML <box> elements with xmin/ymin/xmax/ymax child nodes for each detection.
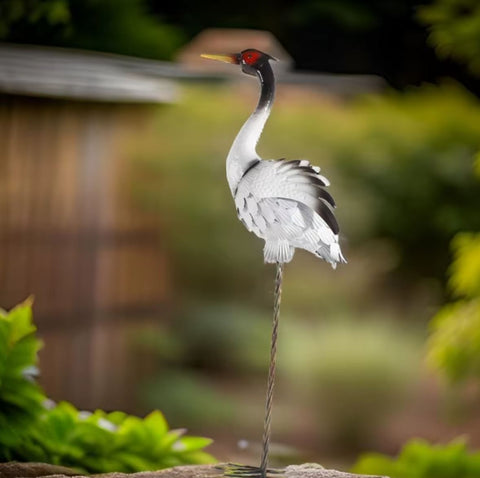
<box><xmin>260</xmin><ymin>262</ymin><xmax>284</xmax><ymax>476</ymax></box>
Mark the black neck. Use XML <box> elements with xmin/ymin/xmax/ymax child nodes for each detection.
<box><xmin>255</xmin><ymin>61</ymin><xmax>275</xmax><ymax>114</ymax></box>
<box><xmin>225</xmin><ymin>59</ymin><xmax>276</xmax><ymax>193</ymax></box>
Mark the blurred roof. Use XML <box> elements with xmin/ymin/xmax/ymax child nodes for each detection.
<box><xmin>0</xmin><ymin>43</ymin><xmax>178</xmax><ymax>103</ymax></box>
<box><xmin>0</xmin><ymin>37</ymin><xmax>385</xmax><ymax>102</ymax></box>
<box><xmin>177</xmin><ymin>28</ymin><xmax>384</xmax><ymax>97</ymax></box>
<box><xmin>177</xmin><ymin>28</ymin><xmax>293</xmax><ymax>74</ymax></box>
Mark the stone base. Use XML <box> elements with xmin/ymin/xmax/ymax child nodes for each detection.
<box><xmin>0</xmin><ymin>463</ymin><xmax>388</xmax><ymax>478</ymax></box>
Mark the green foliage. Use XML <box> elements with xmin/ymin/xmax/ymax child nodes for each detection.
<box><xmin>332</xmin><ymin>83</ymin><xmax>480</xmax><ymax>279</ymax></box>
<box><xmin>427</xmin><ymin>233</ymin><xmax>480</xmax><ymax>384</ymax></box>
<box><xmin>352</xmin><ymin>438</ymin><xmax>480</xmax><ymax>478</ymax></box>
<box><xmin>283</xmin><ymin>317</ymin><xmax>421</xmax><ymax>394</ymax></box>
<box><xmin>0</xmin><ymin>299</ymin><xmax>45</xmax><ymax>452</ymax></box>
<box><xmin>427</xmin><ymin>299</ymin><xmax>480</xmax><ymax>383</ymax></box>
<box><xmin>449</xmin><ymin>233</ymin><xmax>480</xmax><ymax>298</ymax></box>
<box><xmin>354</xmin><ymin>154</ymin><xmax>480</xmax><ymax>477</ymax></box>
<box><xmin>0</xmin><ymin>0</ymin><xmax>183</xmax><ymax>60</ymax></box>
<box><xmin>139</xmin><ymin>302</ymin><xmax>271</xmax><ymax>428</ymax></box>
<box><xmin>426</xmin><ymin>152</ymin><xmax>480</xmax><ymax>383</ymax></box>
<box><xmin>281</xmin><ymin>316</ymin><xmax>422</xmax><ymax>448</ymax></box>
<box><xmin>141</xmin><ymin>371</ymin><xmax>236</xmax><ymax>429</ymax></box>
<box><xmin>0</xmin><ymin>0</ymin><xmax>70</xmax><ymax>37</ymax></box>
<box><xmin>418</xmin><ymin>0</ymin><xmax>480</xmax><ymax>76</ymax></box>
<box><xmin>289</xmin><ymin>0</ymin><xmax>380</xmax><ymax>31</ymax></box>
<box><xmin>13</xmin><ymin>403</ymin><xmax>214</xmax><ymax>473</ymax></box>
<box><xmin>172</xmin><ymin>303</ymin><xmax>271</xmax><ymax>373</ymax></box>
<box><xmin>0</xmin><ymin>300</ymin><xmax>215</xmax><ymax>471</ymax></box>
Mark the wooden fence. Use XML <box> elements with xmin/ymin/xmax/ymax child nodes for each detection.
<box><xmin>0</xmin><ymin>95</ymin><xmax>170</xmax><ymax>412</ymax></box>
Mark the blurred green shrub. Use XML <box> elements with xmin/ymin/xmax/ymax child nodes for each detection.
<box><xmin>15</xmin><ymin>403</ymin><xmax>214</xmax><ymax>473</ymax></box>
<box><xmin>0</xmin><ymin>300</ymin><xmax>215</xmax><ymax>472</ymax></box>
<box><xmin>427</xmin><ymin>232</ymin><xmax>480</xmax><ymax>384</ymax></box>
<box><xmin>0</xmin><ymin>0</ymin><xmax>71</xmax><ymax>37</ymax></box>
<box><xmin>0</xmin><ymin>298</ymin><xmax>45</xmax><ymax>450</ymax></box>
<box><xmin>418</xmin><ymin>0</ymin><xmax>480</xmax><ymax>76</ymax></box>
<box><xmin>426</xmin><ymin>152</ymin><xmax>480</xmax><ymax>384</ymax></box>
<box><xmin>353</xmin><ymin>159</ymin><xmax>480</xmax><ymax>476</ymax></box>
<box><xmin>138</xmin><ymin>304</ymin><xmax>422</xmax><ymax>444</ymax></box>
<box><xmin>0</xmin><ymin>0</ymin><xmax>183</xmax><ymax>60</ymax></box>
<box><xmin>139</xmin><ymin>302</ymin><xmax>271</xmax><ymax>428</ymax></box>
<box><xmin>352</xmin><ymin>438</ymin><xmax>480</xmax><ymax>478</ymax></box>
<box><xmin>173</xmin><ymin>303</ymin><xmax>271</xmax><ymax>373</ymax></box>
<box><xmin>281</xmin><ymin>316</ymin><xmax>422</xmax><ymax>448</ymax></box>
<box><xmin>141</xmin><ymin>370</ymin><xmax>235</xmax><ymax>428</ymax></box>
<box><xmin>333</xmin><ymin>83</ymin><xmax>480</xmax><ymax>279</ymax></box>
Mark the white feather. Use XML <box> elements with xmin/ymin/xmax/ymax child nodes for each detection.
<box><xmin>224</xmin><ymin>73</ymin><xmax>345</xmax><ymax>267</ymax></box>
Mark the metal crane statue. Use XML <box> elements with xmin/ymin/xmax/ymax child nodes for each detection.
<box><xmin>201</xmin><ymin>49</ymin><xmax>346</xmax><ymax>478</ymax></box>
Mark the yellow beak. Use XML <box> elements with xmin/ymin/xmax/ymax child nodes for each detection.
<box><xmin>200</xmin><ymin>53</ymin><xmax>239</xmax><ymax>64</ymax></box>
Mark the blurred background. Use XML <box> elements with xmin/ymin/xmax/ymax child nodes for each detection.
<box><xmin>1</xmin><ymin>0</ymin><xmax>480</xmax><ymax>472</ymax></box>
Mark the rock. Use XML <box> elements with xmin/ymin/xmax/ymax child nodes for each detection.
<box><xmin>285</xmin><ymin>464</ymin><xmax>386</xmax><ymax>478</ymax></box>
<box><xmin>0</xmin><ymin>462</ymin><xmax>80</xmax><ymax>478</ymax></box>
<box><xmin>0</xmin><ymin>463</ymin><xmax>388</xmax><ymax>478</ymax></box>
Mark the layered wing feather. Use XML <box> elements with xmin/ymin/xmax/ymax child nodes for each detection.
<box><xmin>235</xmin><ymin>159</ymin><xmax>339</xmax><ymax>234</ymax></box>
<box><xmin>234</xmin><ymin>159</ymin><xmax>345</xmax><ymax>266</ymax></box>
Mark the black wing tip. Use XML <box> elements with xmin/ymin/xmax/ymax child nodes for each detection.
<box><xmin>309</xmin><ymin>174</ymin><xmax>329</xmax><ymax>188</ymax></box>
<box><xmin>315</xmin><ymin>202</ymin><xmax>340</xmax><ymax>234</ymax></box>
<box><xmin>275</xmin><ymin>158</ymin><xmax>339</xmax><ymax>231</ymax></box>
<box><xmin>318</xmin><ymin>188</ymin><xmax>336</xmax><ymax>208</ymax></box>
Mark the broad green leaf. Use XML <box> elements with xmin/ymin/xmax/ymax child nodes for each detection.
<box><xmin>156</xmin><ymin>428</ymin><xmax>186</xmax><ymax>451</ymax></box>
<box><xmin>173</xmin><ymin>436</ymin><xmax>214</xmax><ymax>453</ymax></box>
<box><xmin>143</xmin><ymin>410</ymin><xmax>169</xmax><ymax>438</ymax></box>
<box><xmin>6</xmin><ymin>299</ymin><xmax>36</xmax><ymax>345</ymax></box>
<box><xmin>103</xmin><ymin>410</ymin><xmax>127</xmax><ymax>426</ymax></box>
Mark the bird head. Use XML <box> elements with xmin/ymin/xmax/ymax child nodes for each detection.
<box><xmin>201</xmin><ymin>49</ymin><xmax>277</xmax><ymax>76</ymax></box>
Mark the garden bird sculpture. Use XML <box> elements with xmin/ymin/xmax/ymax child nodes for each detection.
<box><xmin>201</xmin><ymin>49</ymin><xmax>346</xmax><ymax>477</ymax></box>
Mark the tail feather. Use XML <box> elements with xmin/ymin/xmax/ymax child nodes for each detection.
<box><xmin>315</xmin><ymin>242</ymin><xmax>347</xmax><ymax>269</ymax></box>
<box><xmin>264</xmin><ymin>240</ymin><xmax>295</xmax><ymax>263</ymax></box>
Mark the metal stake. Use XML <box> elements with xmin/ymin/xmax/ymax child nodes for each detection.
<box><xmin>260</xmin><ymin>262</ymin><xmax>284</xmax><ymax>476</ymax></box>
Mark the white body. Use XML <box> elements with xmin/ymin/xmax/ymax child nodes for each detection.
<box><xmin>226</xmin><ymin>100</ymin><xmax>346</xmax><ymax>267</ymax></box>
